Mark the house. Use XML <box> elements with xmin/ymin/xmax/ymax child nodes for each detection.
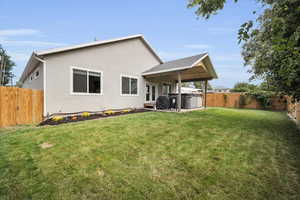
<box><xmin>176</xmin><ymin>87</ymin><xmax>201</xmax><ymax>94</ymax></box>
<box><xmin>20</xmin><ymin>35</ymin><xmax>217</xmax><ymax>116</ymax></box>
<box><xmin>212</xmin><ymin>86</ymin><xmax>231</xmax><ymax>93</ymax></box>
<box><xmin>181</xmin><ymin>87</ymin><xmax>201</xmax><ymax>94</ymax></box>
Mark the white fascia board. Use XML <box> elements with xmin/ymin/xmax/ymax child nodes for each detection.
<box><xmin>142</xmin><ymin>66</ymin><xmax>192</xmax><ymax>76</ymax></box>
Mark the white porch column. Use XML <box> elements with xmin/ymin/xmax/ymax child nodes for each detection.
<box><xmin>177</xmin><ymin>72</ymin><xmax>181</xmax><ymax>112</ymax></box>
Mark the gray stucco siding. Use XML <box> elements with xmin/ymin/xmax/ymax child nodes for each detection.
<box><xmin>44</xmin><ymin>38</ymin><xmax>160</xmax><ymax>115</ymax></box>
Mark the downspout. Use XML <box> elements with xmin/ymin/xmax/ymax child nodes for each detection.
<box><xmin>34</xmin><ymin>55</ymin><xmax>47</xmax><ymax>117</ymax></box>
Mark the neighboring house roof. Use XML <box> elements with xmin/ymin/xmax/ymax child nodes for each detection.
<box><xmin>142</xmin><ymin>53</ymin><xmax>208</xmax><ymax>75</ymax></box>
<box><xmin>20</xmin><ymin>34</ymin><xmax>163</xmax><ymax>82</ymax></box>
<box><xmin>179</xmin><ymin>87</ymin><xmax>201</xmax><ymax>93</ymax></box>
<box><xmin>213</xmin><ymin>86</ymin><xmax>230</xmax><ymax>90</ymax></box>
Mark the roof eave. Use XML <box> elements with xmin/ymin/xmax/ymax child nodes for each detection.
<box><xmin>142</xmin><ymin>65</ymin><xmax>192</xmax><ymax>76</ymax></box>
<box><xmin>36</xmin><ymin>34</ymin><xmax>143</xmax><ymax>56</ymax></box>
<box><xmin>19</xmin><ymin>52</ymin><xmax>40</xmax><ymax>83</ymax></box>
<box><xmin>142</xmin><ymin>53</ymin><xmax>209</xmax><ymax>76</ymax></box>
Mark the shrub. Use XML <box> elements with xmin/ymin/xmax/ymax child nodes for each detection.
<box><xmin>82</xmin><ymin>112</ymin><xmax>91</xmax><ymax>117</ymax></box>
<box><xmin>104</xmin><ymin>110</ymin><xmax>116</xmax><ymax>115</ymax></box>
<box><xmin>52</xmin><ymin>116</ymin><xmax>64</xmax><ymax>121</ymax></box>
<box><xmin>239</xmin><ymin>94</ymin><xmax>252</xmax><ymax>108</ymax></box>
<box><xmin>247</xmin><ymin>90</ymin><xmax>274</xmax><ymax>109</ymax></box>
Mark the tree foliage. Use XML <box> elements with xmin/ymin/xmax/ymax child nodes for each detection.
<box><xmin>230</xmin><ymin>82</ymin><xmax>257</xmax><ymax>92</ymax></box>
<box><xmin>188</xmin><ymin>0</ymin><xmax>300</xmax><ymax>100</ymax></box>
<box><xmin>193</xmin><ymin>81</ymin><xmax>212</xmax><ymax>90</ymax></box>
<box><xmin>182</xmin><ymin>81</ymin><xmax>213</xmax><ymax>90</ymax></box>
<box><xmin>231</xmin><ymin>81</ymin><xmax>278</xmax><ymax>108</ymax></box>
<box><xmin>0</xmin><ymin>45</ymin><xmax>15</xmax><ymax>85</ymax></box>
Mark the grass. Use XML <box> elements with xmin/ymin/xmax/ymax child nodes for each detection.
<box><xmin>1</xmin><ymin>108</ymin><xmax>300</xmax><ymax>200</ymax></box>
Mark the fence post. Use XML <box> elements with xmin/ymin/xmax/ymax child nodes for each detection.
<box><xmin>296</xmin><ymin>103</ymin><xmax>300</xmax><ymax>123</ymax></box>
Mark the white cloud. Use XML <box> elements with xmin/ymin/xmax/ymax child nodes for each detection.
<box><xmin>184</xmin><ymin>44</ymin><xmax>212</xmax><ymax>49</ymax></box>
<box><xmin>0</xmin><ymin>40</ymin><xmax>65</xmax><ymax>47</ymax></box>
<box><xmin>0</xmin><ymin>29</ymin><xmax>41</xmax><ymax>37</ymax></box>
<box><xmin>0</xmin><ymin>29</ymin><xmax>65</xmax><ymax>48</ymax></box>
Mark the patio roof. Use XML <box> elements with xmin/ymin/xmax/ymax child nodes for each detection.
<box><xmin>142</xmin><ymin>53</ymin><xmax>218</xmax><ymax>82</ymax></box>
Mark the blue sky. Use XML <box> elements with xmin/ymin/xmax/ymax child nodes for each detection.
<box><xmin>0</xmin><ymin>0</ymin><xmax>262</xmax><ymax>87</ymax></box>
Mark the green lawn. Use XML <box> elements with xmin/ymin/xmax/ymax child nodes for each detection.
<box><xmin>1</xmin><ymin>108</ymin><xmax>300</xmax><ymax>200</ymax></box>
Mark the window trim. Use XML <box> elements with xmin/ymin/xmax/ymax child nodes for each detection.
<box><xmin>70</xmin><ymin>66</ymin><xmax>103</xmax><ymax>96</ymax></box>
<box><xmin>120</xmin><ymin>74</ymin><xmax>139</xmax><ymax>96</ymax></box>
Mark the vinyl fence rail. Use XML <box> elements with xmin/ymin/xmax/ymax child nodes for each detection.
<box><xmin>0</xmin><ymin>86</ymin><xmax>43</xmax><ymax>128</ymax></box>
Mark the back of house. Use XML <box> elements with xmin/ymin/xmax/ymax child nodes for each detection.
<box><xmin>20</xmin><ymin>35</ymin><xmax>163</xmax><ymax>116</ymax></box>
<box><xmin>20</xmin><ymin>34</ymin><xmax>217</xmax><ymax>116</ymax></box>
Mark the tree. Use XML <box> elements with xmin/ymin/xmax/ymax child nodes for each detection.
<box><xmin>193</xmin><ymin>81</ymin><xmax>212</xmax><ymax>90</ymax></box>
<box><xmin>230</xmin><ymin>82</ymin><xmax>257</xmax><ymax>92</ymax></box>
<box><xmin>0</xmin><ymin>45</ymin><xmax>15</xmax><ymax>86</ymax></box>
<box><xmin>188</xmin><ymin>0</ymin><xmax>300</xmax><ymax>100</ymax></box>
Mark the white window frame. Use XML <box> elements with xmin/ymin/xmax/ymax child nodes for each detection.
<box><xmin>70</xmin><ymin>66</ymin><xmax>103</xmax><ymax>96</ymax></box>
<box><xmin>120</xmin><ymin>75</ymin><xmax>139</xmax><ymax>96</ymax></box>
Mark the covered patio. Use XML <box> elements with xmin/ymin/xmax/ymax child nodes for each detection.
<box><xmin>142</xmin><ymin>53</ymin><xmax>218</xmax><ymax>112</ymax></box>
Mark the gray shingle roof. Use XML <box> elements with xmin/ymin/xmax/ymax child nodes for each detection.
<box><xmin>143</xmin><ymin>53</ymin><xmax>207</xmax><ymax>75</ymax></box>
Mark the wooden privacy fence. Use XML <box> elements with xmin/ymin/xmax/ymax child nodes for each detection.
<box><xmin>287</xmin><ymin>97</ymin><xmax>300</xmax><ymax>123</ymax></box>
<box><xmin>206</xmin><ymin>93</ymin><xmax>286</xmax><ymax>111</ymax></box>
<box><xmin>0</xmin><ymin>87</ymin><xmax>43</xmax><ymax>128</ymax></box>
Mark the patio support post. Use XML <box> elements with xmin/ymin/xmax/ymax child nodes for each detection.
<box><xmin>204</xmin><ymin>80</ymin><xmax>208</xmax><ymax>108</ymax></box>
<box><xmin>177</xmin><ymin>72</ymin><xmax>181</xmax><ymax>112</ymax></box>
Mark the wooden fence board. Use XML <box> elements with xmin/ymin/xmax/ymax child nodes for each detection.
<box><xmin>0</xmin><ymin>87</ymin><xmax>43</xmax><ymax>128</ymax></box>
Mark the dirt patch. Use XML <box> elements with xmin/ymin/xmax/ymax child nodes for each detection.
<box><xmin>39</xmin><ymin>109</ymin><xmax>150</xmax><ymax>126</ymax></box>
<box><xmin>40</xmin><ymin>142</ymin><xmax>54</xmax><ymax>149</ymax></box>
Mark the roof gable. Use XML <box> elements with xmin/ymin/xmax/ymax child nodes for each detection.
<box><xmin>142</xmin><ymin>53</ymin><xmax>208</xmax><ymax>75</ymax></box>
<box><xmin>36</xmin><ymin>35</ymin><xmax>162</xmax><ymax>63</ymax></box>
<box><xmin>20</xmin><ymin>35</ymin><xmax>163</xmax><ymax>82</ymax></box>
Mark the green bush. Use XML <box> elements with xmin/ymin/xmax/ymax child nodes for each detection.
<box><xmin>247</xmin><ymin>90</ymin><xmax>275</xmax><ymax>109</ymax></box>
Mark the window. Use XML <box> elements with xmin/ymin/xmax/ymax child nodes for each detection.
<box><xmin>35</xmin><ymin>70</ymin><xmax>40</xmax><ymax>79</ymax></box>
<box><xmin>131</xmin><ymin>78</ymin><xmax>138</xmax><ymax>95</ymax></box>
<box><xmin>72</xmin><ymin>67</ymin><xmax>102</xmax><ymax>94</ymax></box>
<box><xmin>162</xmin><ymin>84</ymin><xmax>171</xmax><ymax>95</ymax></box>
<box><xmin>146</xmin><ymin>84</ymin><xmax>150</xmax><ymax>101</ymax></box>
<box><xmin>122</xmin><ymin>77</ymin><xmax>130</xmax><ymax>94</ymax></box>
<box><xmin>151</xmin><ymin>85</ymin><xmax>156</xmax><ymax>101</ymax></box>
<box><xmin>121</xmin><ymin>76</ymin><xmax>138</xmax><ymax>95</ymax></box>
<box><xmin>89</xmin><ymin>71</ymin><xmax>101</xmax><ymax>93</ymax></box>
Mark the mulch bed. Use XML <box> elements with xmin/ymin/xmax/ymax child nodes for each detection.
<box><xmin>39</xmin><ymin>109</ymin><xmax>150</xmax><ymax>126</ymax></box>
